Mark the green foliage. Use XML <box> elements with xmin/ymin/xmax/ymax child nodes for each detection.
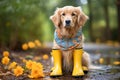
<box><xmin>82</xmin><ymin>0</ymin><xmax>118</xmax><ymax>41</ymax></box>
<box><xmin>0</xmin><ymin>0</ymin><xmax>55</xmax><ymax>49</ymax></box>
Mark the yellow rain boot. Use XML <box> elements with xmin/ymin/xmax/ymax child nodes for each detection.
<box><xmin>83</xmin><ymin>66</ymin><xmax>88</xmax><ymax>74</ymax></box>
<box><xmin>50</xmin><ymin>49</ymin><xmax>62</xmax><ymax>76</ymax></box>
<box><xmin>72</xmin><ymin>48</ymin><xmax>84</xmax><ymax>76</ymax></box>
<box><xmin>83</xmin><ymin>66</ymin><xmax>88</xmax><ymax>71</ymax></box>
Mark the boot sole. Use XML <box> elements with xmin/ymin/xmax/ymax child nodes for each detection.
<box><xmin>50</xmin><ymin>75</ymin><xmax>62</xmax><ymax>78</ymax></box>
<box><xmin>72</xmin><ymin>75</ymin><xmax>84</xmax><ymax>78</ymax></box>
<box><xmin>84</xmin><ymin>70</ymin><xmax>89</xmax><ymax>74</ymax></box>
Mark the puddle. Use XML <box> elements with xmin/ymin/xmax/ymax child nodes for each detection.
<box><xmin>43</xmin><ymin>49</ymin><xmax>120</xmax><ymax>80</ymax></box>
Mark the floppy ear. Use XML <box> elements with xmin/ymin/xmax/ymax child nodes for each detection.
<box><xmin>77</xmin><ymin>7</ymin><xmax>89</xmax><ymax>27</ymax></box>
<box><xmin>50</xmin><ymin>8</ymin><xmax>61</xmax><ymax>28</ymax></box>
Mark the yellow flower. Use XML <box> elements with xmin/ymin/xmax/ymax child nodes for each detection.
<box><xmin>3</xmin><ymin>51</ymin><xmax>9</xmax><ymax>57</ymax></box>
<box><xmin>22</xmin><ymin>43</ymin><xmax>28</xmax><ymax>50</ymax></box>
<box><xmin>28</xmin><ymin>66</ymin><xmax>44</xmax><ymax>78</ymax></box>
<box><xmin>1</xmin><ymin>57</ymin><xmax>10</xmax><ymax>65</ymax></box>
<box><xmin>32</xmin><ymin>62</ymin><xmax>43</xmax><ymax>69</ymax></box>
<box><xmin>34</xmin><ymin>40</ymin><xmax>41</xmax><ymax>47</ymax></box>
<box><xmin>113</xmin><ymin>61</ymin><xmax>120</xmax><ymax>65</ymax></box>
<box><xmin>25</xmin><ymin>60</ymin><xmax>44</xmax><ymax>78</ymax></box>
<box><xmin>28</xmin><ymin>41</ymin><xmax>35</xmax><ymax>48</ymax></box>
<box><xmin>99</xmin><ymin>58</ymin><xmax>104</xmax><ymax>64</ymax></box>
<box><xmin>26</xmin><ymin>61</ymin><xmax>44</xmax><ymax>78</ymax></box>
<box><xmin>13</xmin><ymin>66</ymin><xmax>24</xmax><ymax>77</ymax></box>
<box><xmin>42</xmin><ymin>54</ymin><xmax>49</xmax><ymax>60</ymax></box>
<box><xmin>8</xmin><ymin>62</ymin><xmax>17</xmax><ymax>70</ymax></box>
<box><xmin>26</xmin><ymin>60</ymin><xmax>34</xmax><ymax>69</ymax></box>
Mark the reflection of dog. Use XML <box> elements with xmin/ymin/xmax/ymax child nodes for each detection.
<box><xmin>50</xmin><ymin>6</ymin><xmax>91</xmax><ymax>77</ymax></box>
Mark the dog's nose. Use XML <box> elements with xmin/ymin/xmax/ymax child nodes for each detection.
<box><xmin>65</xmin><ymin>20</ymin><xmax>71</xmax><ymax>26</ymax></box>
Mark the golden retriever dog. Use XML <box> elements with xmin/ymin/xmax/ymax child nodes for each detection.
<box><xmin>50</xmin><ymin>6</ymin><xmax>91</xmax><ymax>76</ymax></box>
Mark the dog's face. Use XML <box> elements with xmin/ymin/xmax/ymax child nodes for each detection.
<box><xmin>50</xmin><ymin>6</ymin><xmax>88</xmax><ymax>28</ymax></box>
<box><xmin>60</xmin><ymin>7</ymin><xmax>78</xmax><ymax>28</ymax></box>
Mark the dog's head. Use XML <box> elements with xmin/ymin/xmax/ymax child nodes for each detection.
<box><xmin>50</xmin><ymin>6</ymin><xmax>88</xmax><ymax>29</ymax></box>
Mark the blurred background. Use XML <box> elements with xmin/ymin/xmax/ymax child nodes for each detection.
<box><xmin>0</xmin><ymin>0</ymin><xmax>120</xmax><ymax>50</ymax></box>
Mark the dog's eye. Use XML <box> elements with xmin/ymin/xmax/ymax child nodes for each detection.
<box><xmin>62</xmin><ymin>13</ymin><xmax>65</xmax><ymax>16</ymax></box>
<box><xmin>72</xmin><ymin>13</ymin><xmax>76</xmax><ymax>16</ymax></box>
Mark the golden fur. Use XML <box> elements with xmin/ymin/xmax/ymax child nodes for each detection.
<box><xmin>50</xmin><ymin>6</ymin><xmax>91</xmax><ymax>73</ymax></box>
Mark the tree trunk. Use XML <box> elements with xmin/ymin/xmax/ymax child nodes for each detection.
<box><xmin>87</xmin><ymin>0</ymin><xmax>94</xmax><ymax>41</ymax></box>
<box><xmin>116</xmin><ymin>0</ymin><xmax>120</xmax><ymax>42</ymax></box>
<box><xmin>104</xmin><ymin>0</ymin><xmax>111</xmax><ymax>40</ymax></box>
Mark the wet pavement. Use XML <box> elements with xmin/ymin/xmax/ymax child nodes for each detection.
<box><xmin>0</xmin><ymin>43</ymin><xmax>120</xmax><ymax>80</ymax></box>
<box><xmin>42</xmin><ymin>43</ymin><xmax>120</xmax><ymax>80</ymax></box>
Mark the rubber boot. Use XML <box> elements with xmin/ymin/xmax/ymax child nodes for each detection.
<box><xmin>50</xmin><ymin>49</ymin><xmax>62</xmax><ymax>76</ymax></box>
<box><xmin>83</xmin><ymin>66</ymin><xmax>88</xmax><ymax>74</ymax></box>
<box><xmin>83</xmin><ymin>66</ymin><xmax>88</xmax><ymax>71</ymax></box>
<box><xmin>72</xmin><ymin>48</ymin><xmax>84</xmax><ymax>76</ymax></box>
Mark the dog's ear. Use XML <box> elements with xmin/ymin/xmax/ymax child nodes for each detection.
<box><xmin>77</xmin><ymin>6</ymin><xmax>89</xmax><ymax>27</ymax></box>
<box><xmin>50</xmin><ymin>8</ymin><xmax>61</xmax><ymax>28</ymax></box>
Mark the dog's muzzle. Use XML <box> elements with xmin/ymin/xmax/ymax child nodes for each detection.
<box><xmin>65</xmin><ymin>20</ymin><xmax>71</xmax><ymax>27</ymax></box>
